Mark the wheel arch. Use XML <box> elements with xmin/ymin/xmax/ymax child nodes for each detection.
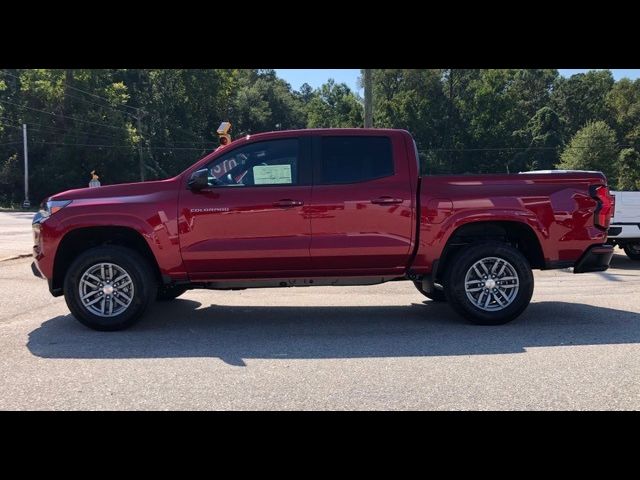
<box><xmin>52</xmin><ymin>226</ymin><xmax>161</xmax><ymax>294</ymax></box>
<box><xmin>434</xmin><ymin>220</ymin><xmax>545</xmax><ymax>283</ymax></box>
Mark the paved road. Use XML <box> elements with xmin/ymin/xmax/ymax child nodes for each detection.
<box><xmin>1</xmin><ymin>247</ymin><xmax>639</xmax><ymax>410</ymax></box>
<box><xmin>0</xmin><ymin>211</ymin><xmax>33</xmax><ymax>260</ymax></box>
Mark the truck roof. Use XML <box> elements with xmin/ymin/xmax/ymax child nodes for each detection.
<box><xmin>241</xmin><ymin>128</ymin><xmax>409</xmax><ymax>142</ymax></box>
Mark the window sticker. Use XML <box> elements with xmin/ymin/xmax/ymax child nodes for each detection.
<box><xmin>253</xmin><ymin>164</ymin><xmax>292</xmax><ymax>185</ymax></box>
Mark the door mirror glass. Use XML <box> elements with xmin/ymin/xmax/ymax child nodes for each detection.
<box><xmin>188</xmin><ymin>168</ymin><xmax>211</xmax><ymax>191</ymax></box>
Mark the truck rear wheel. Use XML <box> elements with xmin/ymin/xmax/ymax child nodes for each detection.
<box><xmin>444</xmin><ymin>242</ymin><xmax>534</xmax><ymax>325</ymax></box>
<box><xmin>623</xmin><ymin>242</ymin><xmax>640</xmax><ymax>261</ymax></box>
<box><xmin>412</xmin><ymin>281</ymin><xmax>447</xmax><ymax>302</ymax></box>
<box><xmin>63</xmin><ymin>245</ymin><xmax>157</xmax><ymax>331</ymax></box>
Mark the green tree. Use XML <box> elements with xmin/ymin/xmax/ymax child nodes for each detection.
<box><xmin>296</xmin><ymin>83</ymin><xmax>315</xmax><ymax>104</ymax></box>
<box><xmin>617</xmin><ymin>148</ymin><xmax>640</xmax><ymax>190</ymax></box>
<box><xmin>230</xmin><ymin>69</ymin><xmax>306</xmax><ymax>135</ymax></box>
<box><xmin>3</xmin><ymin>68</ymin><xmax>640</xmax><ymax>206</ymax></box>
<box><xmin>556</xmin><ymin>121</ymin><xmax>619</xmax><ymax>185</ymax></box>
<box><xmin>0</xmin><ymin>69</ymin><xmax>137</xmax><ymax>201</ymax></box>
<box><xmin>371</xmin><ymin>69</ymin><xmax>452</xmax><ymax>173</ymax></box>
<box><xmin>551</xmin><ymin>70</ymin><xmax>615</xmax><ymax>138</ymax></box>
<box><xmin>606</xmin><ymin>78</ymin><xmax>640</xmax><ymax>149</ymax></box>
<box><xmin>517</xmin><ymin>106</ymin><xmax>565</xmax><ymax>170</ymax></box>
<box><xmin>306</xmin><ymin>79</ymin><xmax>363</xmax><ymax>128</ymax></box>
<box><xmin>134</xmin><ymin>69</ymin><xmax>230</xmax><ymax>178</ymax></box>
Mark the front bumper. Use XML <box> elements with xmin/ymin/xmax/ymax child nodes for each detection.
<box><xmin>31</xmin><ymin>209</ymin><xmax>64</xmax><ymax>297</ymax></box>
<box><xmin>31</xmin><ymin>261</ymin><xmax>44</xmax><ymax>279</ymax></box>
<box><xmin>573</xmin><ymin>244</ymin><xmax>614</xmax><ymax>273</ymax></box>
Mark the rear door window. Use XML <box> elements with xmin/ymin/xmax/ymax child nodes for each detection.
<box><xmin>319</xmin><ymin>136</ymin><xmax>394</xmax><ymax>184</ymax></box>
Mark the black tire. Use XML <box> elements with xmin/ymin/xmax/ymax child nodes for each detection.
<box><xmin>444</xmin><ymin>242</ymin><xmax>534</xmax><ymax>325</ymax></box>
<box><xmin>623</xmin><ymin>242</ymin><xmax>640</xmax><ymax>261</ymax></box>
<box><xmin>63</xmin><ymin>245</ymin><xmax>157</xmax><ymax>331</ymax></box>
<box><xmin>157</xmin><ymin>285</ymin><xmax>188</xmax><ymax>301</ymax></box>
<box><xmin>412</xmin><ymin>281</ymin><xmax>447</xmax><ymax>302</ymax></box>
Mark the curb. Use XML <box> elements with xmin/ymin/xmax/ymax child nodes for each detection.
<box><xmin>0</xmin><ymin>253</ymin><xmax>32</xmax><ymax>263</ymax></box>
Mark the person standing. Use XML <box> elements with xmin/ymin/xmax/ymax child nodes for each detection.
<box><xmin>88</xmin><ymin>170</ymin><xmax>101</xmax><ymax>188</ymax></box>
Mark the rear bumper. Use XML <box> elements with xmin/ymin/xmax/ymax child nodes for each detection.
<box><xmin>573</xmin><ymin>244</ymin><xmax>614</xmax><ymax>273</ymax></box>
<box><xmin>608</xmin><ymin>223</ymin><xmax>640</xmax><ymax>240</ymax></box>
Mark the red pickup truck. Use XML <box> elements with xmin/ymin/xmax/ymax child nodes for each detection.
<box><xmin>32</xmin><ymin>129</ymin><xmax>615</xmax><ymax>331</ymax></box>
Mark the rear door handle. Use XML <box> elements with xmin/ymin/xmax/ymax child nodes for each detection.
<box><xmin>273</xmin><ymin>199</ymin><xmax>304</xmax><ymax>208</ymax></box>
<box><xmin>371</xmin><ymin>196</ymin><xmax>403</xmax><ymax>205</ymax></box>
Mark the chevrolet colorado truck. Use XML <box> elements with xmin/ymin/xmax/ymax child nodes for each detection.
<box><xmin>32</xmin><ymin>129</ymin><xmax>615</xmax><ymax>331</ymax></box>
<box><xmin>607</xmin><ymin>190</ymin><xmax>640</xmax><ymax>260</ymax></box>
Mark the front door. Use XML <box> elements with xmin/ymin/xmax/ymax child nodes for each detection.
<box><xmin>179</xmin><ymin>137</ymin><xmax>312</xmax><ymax>280</ymax></box>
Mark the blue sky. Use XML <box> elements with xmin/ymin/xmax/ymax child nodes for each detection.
<box><xmin>275</xmin><ymin>69</ymin><xmax>640</xmax><ymax>93</ymax></box>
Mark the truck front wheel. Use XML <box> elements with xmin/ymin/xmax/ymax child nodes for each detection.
<box><xmin>444</xmin><ymin>242</ymin><xmax>534</xmax><ymax>325</ymax></box>
<box><xmin>63</xmin><ymin>246</ymin><xmax>157</xmax><ymax>331</ymax></box>
<box><xmin>623</xmin><ymin>242</ymin><xmax>640</xmax><ymax>261</ymax></box>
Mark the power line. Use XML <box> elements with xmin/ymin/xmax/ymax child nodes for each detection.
<box><xmin>0</xmin><ymin>98</ymin><xmax>132</xmax><ymax>133</ymax></box>
<box><xmin>64</xmin><ymin>82</ymin><xmax>139</xmax><ymax>112</ymax></box>
<box><xmin>0</xmin><ymin>69</ymin><xmax>139</xmax><ymax>115</ymax></box>
<box><xmin>30</xmin><ymin>140</ymin><xmax>212</xmax><ymax>151</ymax></box>
<box><xmin>2</xmin><ymin>116</ymin><xmax>219</xmax><ymax>148</ymax></box>
<box><xmin>420</xmin><ymin>145</ymin><xmax>636</xmax><ymax>152</ymax></box>
<box><xmin>58</xmin><ymin>90</ymin><xmax>138</xmax><ymax>118</ymax></box>
<box><xmin>2</xmin><ymin>118</ymin><xmax>211</xmax><ymax>151</ymax></box>
<box><xmin>0</xmin><ymin>115</ymin><xmax>124</xmax><ymax>141</ymax></box>
<box><xmin>1</xmin><ymin>99</ymin><xmax>220</xmax><ymax>146</ymax></box>
<box><xmin>0</xmin><ymin>121</ymin><xmax>24</xmax><ymax>130</ymax></box>
<box><xmin>28</xmin><ymin>124</ymin><xmax>122</xmax><ymax>141</ymax></box>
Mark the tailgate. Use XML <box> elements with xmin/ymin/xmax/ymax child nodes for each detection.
<box><xmin>612</xmin><ymin>191</ymin><xmax>640</xmax><ymax>223</ymax></box>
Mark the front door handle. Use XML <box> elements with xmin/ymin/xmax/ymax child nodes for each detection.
<box><xmin>371</xmin><ymin>196</ymin><xmax>403</xmax><ymax>205</ymax></box>
<box><xmin>273</xmin><ymin>199</ymin><xmax>304</xmax><ymax>208</ymax></box>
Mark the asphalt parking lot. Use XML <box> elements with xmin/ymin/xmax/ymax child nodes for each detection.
<box><xmin>0</xmin><ymin>211</ymin><xmax>639</xmax><ymax>410</ymax></box>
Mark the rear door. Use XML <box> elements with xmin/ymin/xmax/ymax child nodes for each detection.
<box><xmin>309</xmin><ymin>133</ymin><xmax>414</xmax><ymax>273</ymax></box>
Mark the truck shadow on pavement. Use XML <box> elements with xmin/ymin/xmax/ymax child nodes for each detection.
<box><xmin>609</xmin><ymin>253</ymin><xmax>640</xmax><ymax>271</ymax></box>
<box><xmin>27</xmin><ymin>300</ymin><xmax>640</xmax><ymax>366</ymax></box>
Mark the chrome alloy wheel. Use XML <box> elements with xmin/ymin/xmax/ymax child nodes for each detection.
<box><xmin>78</xmin><ymin>263</ymin><xmax>135</xmax><ymax>317</ymax></box>
<box><xmin>464</xmin><ymin>257</ymin><xmax>520</xmax><ymax>312</ymax></box>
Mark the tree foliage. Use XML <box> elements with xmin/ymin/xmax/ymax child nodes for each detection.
<box><xmin>306</xmin><ymin>79</ymin><xmax>362</xmax><ymax>128</ymax></box>
<box><xmin>617</xmin><ymin>148</ymin><xmax>640</xmax><ymax>190</ymax></box>
<box><xmin>556</xmin><ymin>121</ymin><xmax>619</xmax><ymax>182</ymax></box>
<box><xmin>1</xmin><ymin>68</ymin><xmax>639</xmax><ymax>205</ymax></box>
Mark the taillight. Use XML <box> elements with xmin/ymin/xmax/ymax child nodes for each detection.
<box><xmin>610</xmin><ymin>194</ymin><xmax>615</xmax><ymax>218</ymax></box>
<box><xmin>590</xmin><ymin>185</ymin><xmax>613</xmax><ymax>230</ymax></box>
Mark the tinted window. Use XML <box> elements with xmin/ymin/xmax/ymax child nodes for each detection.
<box><xmin>320</xmin><ymin>136</ymin><xmax>393</xmax><ymax>184</ymax></box>
<box><xmin>206</xmin><ymin>139</ymin><xmax>299</xmax><ymax>187</ymax></box>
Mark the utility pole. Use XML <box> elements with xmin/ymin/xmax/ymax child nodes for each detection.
<box><xmin>22</xmin><ymin>124</ymin><xmax>30</xmax><ymax>208</ymax></box>
<box><xmin>448</xmin><ymin>69</ymin><xmax>454</xmax><ymax>174</ymax></box>
<box><xmin>364</xmin><ymin>69</ymin><xmax>373</xmax><ymax>128</ymax></box>
<box><xmin>136</xmin><ymin>109</ymin><xmax>146</xmax><ymax>182</ymax></box>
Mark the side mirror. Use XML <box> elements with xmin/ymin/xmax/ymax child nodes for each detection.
<box><xmin>188</xmin><ymin>169</ymin><xmax>210</xmax><ymax>191</ymax></box>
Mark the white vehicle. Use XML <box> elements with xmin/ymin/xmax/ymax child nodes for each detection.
<box><xmin>608</xmin><ymin>191</ymin><xmax>640</xmax><ymax>260</ymax></box>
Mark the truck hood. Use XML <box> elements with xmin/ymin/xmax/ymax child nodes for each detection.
<box><xmin>49</xmin><ymin>177</ymin><xmax>181</xmax><ymax>202</ymax></box>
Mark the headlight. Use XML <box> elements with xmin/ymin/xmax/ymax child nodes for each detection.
<box><xmin>40</xmin><ymin>200</ymin><xmax>72</xmax><ymax>219</ymax></box>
